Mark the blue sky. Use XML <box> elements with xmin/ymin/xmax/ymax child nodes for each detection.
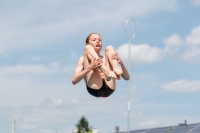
<box><xmin>0</xmin><ymin>0</ymin><xmax>200</xmax><ymax>133</ymax></box>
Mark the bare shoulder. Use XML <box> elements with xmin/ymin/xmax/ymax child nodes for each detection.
<box><xmin>74</xmin><ymin>56</ymin><xmax>84</xmax><ymax>74</ymax></box>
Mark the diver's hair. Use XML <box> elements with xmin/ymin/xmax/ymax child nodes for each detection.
<box><xmin>86</xmin><ymin>32</ymin><xmax>101</xmax><ymax>44</ymax></box>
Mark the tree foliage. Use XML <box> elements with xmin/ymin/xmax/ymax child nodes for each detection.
<box><xmin>75</xmin><ymin>116</ymin><xmax>92</xmax><ymax>133</ymax></box>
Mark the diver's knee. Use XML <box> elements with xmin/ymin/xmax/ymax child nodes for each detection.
<box><xmin>84</xmin><ymin>44</ymin><xmax>94</xmax><ymax>51</ymax></box>
<box><xmin>105</xmin><ymin>45</ymin><xmax>114</xmax><ymax>51</ymax></box>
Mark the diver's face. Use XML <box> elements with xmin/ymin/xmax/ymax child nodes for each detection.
<box><xmin>88</xmin><ymin>34</ymin><xmax>102</xmax><ymax>51</ymax></box>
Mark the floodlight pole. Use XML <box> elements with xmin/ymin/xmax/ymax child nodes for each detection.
<box><xmin>12</xmin><ymin>120</ymin><xmax>15</xmax><ymax>133</ymax></box>
<box><xmin>125</xmin><ymin>18</ymin><xmax>136</xmax><ymax>133</ymax></box>
<box><xmin>127</xmin><ymin>39</ymin><xmax>131</xmax><ymax>133</ymax></box>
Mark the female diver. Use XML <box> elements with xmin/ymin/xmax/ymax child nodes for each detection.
<box><xmin>72</xmin><ymin>33</ymin><xmax>130</xmax><ymax>97</ymax></box>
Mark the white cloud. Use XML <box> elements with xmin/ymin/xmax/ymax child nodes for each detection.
<box><xmin>162</xmin><ymin>79</ymin><xmax>200</xmax><ymax>92</ymax></box>
<box><xmin>135</xmin><ymin>114</ymin><xmax>199</xmax><ymax>130</ymax></box>
<box><xmin>7</xmin><ymin>99</ymin><xmax>79</xmax><ymax>130</ymax></box>
<box><xmin>117</xmin><ymin>29</ymin><xmax>200</xmax><ymax>65</ymax></box>
<box><xmin>6</xmin><ymin>97</ymin><xmax>126</xmax><ymax>132</ymax></box>
<box><xmin>190</xmin><ymin>0</ymin><xmax>200</xmax><ymax>5</ymax></box>
<box><xmin>164</xmin><ymin>34</ymin><xmax>182</xmax><ymax>46</ymax></box>
<box><xmin>0</xmin><ymin>0</ymin><xmax>178</xmax><ymax>55</ymax></box>
<box><xmin>181</xmin><ymin>26</ymin><xmax>200</xmax><ymax>61</ymax></box>
<box><xmin>69</xmin><ymin>51</ymin><xmax>80</xmax><ymax>61</ymax></box>
<box><xmin>20</xmin><ymin>124</ymin><xmax>36</xmax><ymax>129</ymax></box>
<box><xmin>49</xmin><ymin>62</ymin><xmax>60</xmax><ymax>69</ymax></box>
<box><xmin>0</xmin><ymin>64</ymin><xmax>49</xmax><ymax>75</ymax></box>
<box><xmin>3</xmin><ymin>95</ymin><xmax>199</xmax><ymax>133</ymax></box>
<box><xmin>27</xmin><ymin>55</ymin><xmax>46</xmax><ymax>62</ymax></box>
<box><xmin>116</xmin><ymin>44</ymin><xmax>163</xmax><ymax>65</ymax></box>
<box><xmin>119</xmin><ymin>26</ymin><xmax>200</xmax><ymax>62</ymax></box>
<box><xmin>138</xmin><ymin>120</ymin><xmax>160</xmax><ymax>128</ymax></box>
<box><xmin>62</xmin><ymin>63</ymin><xmax>76</xmax><ymax>74</ymax></box>
<box><xmin>53</xmin><ymin>98</ymin><xmax>63</xmax><ymax>105</ymax></box>
<box><xmin>186</xmin><ymin>26</ymin><xmax>200</xmax><ymax>45</ymax></box>
<box><xmin>121</xmin><ymin>111</ymin><xmax>143</xmax><ymax>117</ymax></box>
<box><xmin>0</xmin><ymin>62</ymin><xmax>60</xmax><ymax>75</ymax></box>
<box><xmin>163</xmin><ymin>34</ymin><xmax>183</xmax><ymax>55</ymax></box>
<box><xmin>182</xmin><ymin>46</ymin><xmax>200</xmax><ymax>61</ymax></box>
<box><xmin>0</xmin><ymin>71</ymin><xmax>75</xmax><ymax>106</ymax></box>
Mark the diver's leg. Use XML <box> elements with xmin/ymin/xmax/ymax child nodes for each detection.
<box><xmin>83</xmin><ymin>46</ymin><xmax>102</xmax><ymax>90</ymax></box>
<box><xmin>84</xmin><ymin>45</ymin><xmax>116</xmax><ymax>79</ymax></box>
<box><xmin>103</xmin><ymin>46</ymin><xmax>122</xmax><ymax>90</ymax></box>
<box><xmin>105</xmin><ymin>45</ymin><xmax>123</xmax><ymax>76</ymax></box>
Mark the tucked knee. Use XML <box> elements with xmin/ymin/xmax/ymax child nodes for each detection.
<box><xmin>105</xmin><ymin>45</ymin><xmax>114</xmax><ymax>52</ymax></box>
<box><xmin>84</xmin><ymin>44</ymin><xmax>94</xmax><ymax>51</ymax></box>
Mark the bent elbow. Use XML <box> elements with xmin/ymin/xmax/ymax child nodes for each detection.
<box><xmin>125</xmin><ymin>77</ymin><xmax>130</xmax><ymax>80</ymax></box>
<box><xmin>124</xmin><ymin>75</ymin><xmax>130</xmax><ymax>80</ymax></box>
<box><xmin>72</xmin><ymin>79</ymin><xmax>76</xmax><ymax>85</ymax></box>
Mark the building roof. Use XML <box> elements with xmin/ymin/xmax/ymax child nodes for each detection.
<box><xmin>119</xmin><ymin>122</ymin><xmax>200</xmax><ymax>133</ymax></box>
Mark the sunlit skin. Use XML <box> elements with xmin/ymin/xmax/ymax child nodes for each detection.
<box><xmin>72</xmin><ymin>33</ymin><xmax>130</xmax><ymax>94</ymax></box>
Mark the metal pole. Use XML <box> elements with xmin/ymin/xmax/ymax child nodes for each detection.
<box><xmin>125</xmin><ymin>18</ymin><xmax>136</xmax><ymax>133</ymax></box>
<box><xmin>55</xmin><ymin>128</ymin><xmax>58</xmax><ymax>133</ymax></box>
<box><xmin>127</xmin><ymin>39</ymin><xmax>131</xmax><ymax>133</ymax></box>
<box><xmin>12</xmin><ymin>120</ymin><xmax>15</xmax><ymax>133</ymax></box>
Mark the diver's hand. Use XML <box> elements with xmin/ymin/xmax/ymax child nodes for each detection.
<box><xmin>88</xmin><ymin>58</ymin><xmax>103</xmax><ymax>70</ymax></box>
<box><xmin>111</xmin><ymin>53</ymin><xmax>124</xmax><ymax>65</ymax></box>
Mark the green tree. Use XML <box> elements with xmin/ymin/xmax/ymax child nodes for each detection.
<box><xmin>75</xmin><ymin>116</ymin><xmax>92</xmax><ymax>133</ymax></box>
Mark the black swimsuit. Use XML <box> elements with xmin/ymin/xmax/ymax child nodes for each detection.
<box><xmin>86</xmin><ymin>79</ymin><xmax>115</xmax><ymax>98</ymax></box>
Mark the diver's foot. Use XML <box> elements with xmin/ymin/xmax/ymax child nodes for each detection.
<box><xmin>106</xmin><ymin>70</ymin><xmax>117</xmax><ymax>79</ymax></box>
<box><xmin>99</xmin><ymin>66</ymin><xmax>117</xmax><ymax>80</ymax></box>
<box><xmin>113</xmin><ymin>67</ymin><xmax>123</xmax><ymax>76</ymax></box>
